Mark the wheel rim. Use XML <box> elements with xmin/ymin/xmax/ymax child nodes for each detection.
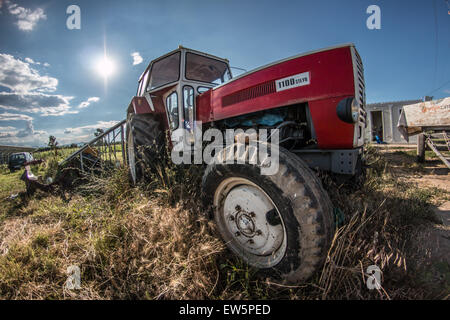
<box><xmin>127</xmin><ymin>130</ymin><xmax>137</xmax><ymax>184</ymax></box>
<box><xmin>213</xmin><ymin>177</ymin><xmax>287</xmax><ymax>268</ymax></box>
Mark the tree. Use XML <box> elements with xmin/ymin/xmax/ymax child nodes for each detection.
<box><xmin>94</xmin><ymin>128</ymin><xmax>104</xmax><ymax>137</ymax></box>
<box><xmin>48</xmin><ymin>135</ymin><xmax>59</xmax><ymax>156</ymax></box>
<box><xmin>94</xmin><ymin>128</ymin><xmax>105</xmax><ymax>147</ymax></box>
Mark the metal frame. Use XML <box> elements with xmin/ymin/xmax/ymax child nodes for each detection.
<box><xmin>59</xmin><ymin>119</ymin><xmax>127</xmax><ymax>173</ymax></box>
<box><xmin>293</xmin><ymin>148</ymin><xmax>362</xmax><ymax>175</ymax></box>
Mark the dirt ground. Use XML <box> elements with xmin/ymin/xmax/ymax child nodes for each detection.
<box><xmin>378</xmin><ymin>146</ymin><xmax>450</xmax><ymax>288</ymax></box>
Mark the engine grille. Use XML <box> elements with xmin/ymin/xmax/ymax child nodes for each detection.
<box><xmin>353</xmin><ymin>49</ymin><xmax>366</xmax><ymax>110</ymax></box>
<box><xmin>222</xmin><ymin>80</ymin><xmax>276</xmax><ymax>107</ymax></box>
<box><xmin>351</xmin><ymin>47</ymin><xmax>367</xmax><ymax>147</ymax></box>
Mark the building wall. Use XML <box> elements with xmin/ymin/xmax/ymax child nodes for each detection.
<box><xmin>365</xmin><ymin>100</ymin><xmax>421</xmax><ymax>144</ymax></box>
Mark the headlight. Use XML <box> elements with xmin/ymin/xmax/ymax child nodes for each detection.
<box><xmin>351</xmin><ymin>98</ymin><xmax>359</xmax><ymax>123</ymax></box>
<box><xmin>336</xmin><ymin>97</ymin><xmax>358</xmax><ymax>124</ymax></box>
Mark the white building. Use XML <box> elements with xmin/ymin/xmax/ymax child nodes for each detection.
<box><xmin>365</xmin><ymin>99</ymin><xmax>422</xmax><ymax>144</ymax></box>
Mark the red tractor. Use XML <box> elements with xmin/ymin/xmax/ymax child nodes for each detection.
<box><xmin>126</xmin><ymin>44</ymin><xmax>366</xmax><ymax>283</ymax></box>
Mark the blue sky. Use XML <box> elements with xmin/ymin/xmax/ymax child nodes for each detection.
<box><xmin>0</xmin><ymin>0</ymin><xmax>449</xmax><ymax>147</ymax></box>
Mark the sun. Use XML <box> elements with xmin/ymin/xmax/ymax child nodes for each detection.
<box><xmin>95</xmin><ymin>55</ymin><xmax>115</xmax><ymax>78</ymax></box>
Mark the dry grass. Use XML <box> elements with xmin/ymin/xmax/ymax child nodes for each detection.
<box><xmin>0</xmin><ymin>168</ymin><xmax>224</xmax><ymax>299</ymax></box>
<box><xmin>0</xmin><ymin>146</ymin><xmax>447</xmax><ymax>300</ymax></box>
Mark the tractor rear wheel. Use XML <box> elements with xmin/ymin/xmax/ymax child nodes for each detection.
<box><xmin>126</xmin><ymin>113</ymin><xmax>165</xmax><ymax>184</ymax></box>
<box><xmin>202</xmin><ymin>144</ymin><xmax>333</xmax><ymax>284</ymax></box>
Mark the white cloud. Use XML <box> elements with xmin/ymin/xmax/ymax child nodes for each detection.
<box><xmin>78</xmin><ymin>96</ymin><xmax>100</xmax><ymax>109</ymax></box>
<box><xmin>0</xmin><ymin>112</ymin><xmax>33</xmax><ymax>121</ymax></box>
<box><xmin>6</xmin><ymin>1</ymin><xmax>46</xmax><ymax>31</ymax></box>
<box><xmin>0</xmin><ymin>115</ymin><xmax>47</xmax><ymax>145</ymax></box>
<box><xmin>0</xmin><ymin>92</ymin><xmax>77</xmax><ymax>116</ymax></box>
<box><xmin>0</xmin><ymin>54</ymin><xmax>58</xmax><ymax>93</ymax></box>
<box><xmin>0</xmin><ymin>54</ymin><xmax>85</xmax><ymax>117</ymax></box>
<box><xmin>24</xmin><ymin>57</ymin><xmax>49</xmax><ymax>67</ymax></box>
<box><xmin>25</xmin><ymin>57</ymin><xmax>36</xmax><ymax>64</ymax></box>
<box><xmin>15</xmin><ymin>120</ymin><xmax>46</xmax><ymax>138</ymax></box>
<box><xmin>58</xmin><ymin>120</ymin><xmax>120</xmax><ymax>145</ymax></box>
<box><xmin>0</xmin><ymin>126</ymin><xmax>15</xmax><ymax>131</ymax></box>
<box><xmin>64</xmin><ymin>120</ymin><xmax>119</xmax><ymax>135</ymax></box>
<box><xmin>131</xmin><ymin>52</ymin><xmax>143</xmax><ymax>66</ymax></box>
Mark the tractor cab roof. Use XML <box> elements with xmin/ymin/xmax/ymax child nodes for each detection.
<box><xmin>138</xmin><ymin>46</ymin><xmax>229</xmax><ymax>82</ymax></box>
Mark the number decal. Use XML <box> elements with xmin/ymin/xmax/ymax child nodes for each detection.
<box><xmin>275</xmin><ymin>72</ymin><xmax>310</xmax><ymax>92</ymax></box>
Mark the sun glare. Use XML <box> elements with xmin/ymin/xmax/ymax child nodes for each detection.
<box><xmin>95</xmin><ymin>56</ymin><xmax>115</xmax><ymax>79</ymax></box>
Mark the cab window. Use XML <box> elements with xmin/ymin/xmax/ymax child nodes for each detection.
<box><xmin>166</xmin><ymin>92</ymin><xmax>179</xmax><ymax>130</ymax></box>
<box><xmin>183</xmin><ymin>86</ymin><xmax>194</xmax><ymax>131</ymax></box>
<box><xmin>185</xmin><ymin>53</ymin><xmax>231</xmax><ymax>85</ymax></box>
<box><xmin>147</xmin><ymin>52</ymin><xmax>181</xmax><ymax>91</ymax></box>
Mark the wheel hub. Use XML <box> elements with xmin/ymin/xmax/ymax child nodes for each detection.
<box><xmin>235</xmin><ymin>212</ymin><xmax>256</xmax><ymax>236</ymax></box>
<box><xmin>221</xmin><ymin>183</ymin><xmax>285</xmax><ymax>257</ymax></box>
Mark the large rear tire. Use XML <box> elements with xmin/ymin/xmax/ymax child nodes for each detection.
<box><xmin>126</xmin><ymin>113</ymin><xmax>165</xmax><ymax>184</ymax></box>
<box><xmin>202</xmin><ymin>144</ymin><xmax>333</xmax><ymax>283</ymax></box>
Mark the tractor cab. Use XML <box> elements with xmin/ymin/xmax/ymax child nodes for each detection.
<box><xmin>134</xmin><ymin>46</ymin><xmax>232</xmax><ymax>146</ymax></box>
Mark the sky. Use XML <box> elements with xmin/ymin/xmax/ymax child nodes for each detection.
<box><xmin>0</xmin><ymin>0</ymin><xmax>449</xmax><ymax>147</ymax></box>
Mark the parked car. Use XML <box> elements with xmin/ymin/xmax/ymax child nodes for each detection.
<box><xmin>8</xmin><ymin>152</ymin><xmax>33</xmax><ymax>172</ymax></box>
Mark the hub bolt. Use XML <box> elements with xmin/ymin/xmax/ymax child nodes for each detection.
<box><xmin>235</xmin><ymin>231</ymin><xmax>241</xmax><ymax>237</ymax></box>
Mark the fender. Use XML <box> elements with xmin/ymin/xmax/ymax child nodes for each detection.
<box><xmin>126</xmin><ymin>95</ymin><xmax>169</xmax><ymax>131</ymax></box>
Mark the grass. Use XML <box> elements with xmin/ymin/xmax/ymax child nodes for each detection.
<box><xmin>0</xmin><ymin>145</ymin><xmax>448</xmax><ymax>299</ymax></box>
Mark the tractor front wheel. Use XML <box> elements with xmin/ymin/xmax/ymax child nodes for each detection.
<box><xmin>202</xmin><ymin>144</ymin><xmax>333</xmax><ymax>284</ymax></box>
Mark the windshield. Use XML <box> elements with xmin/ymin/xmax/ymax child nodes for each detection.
<box><xmin>11</xmin><ymin>154</ymin><xmax>25</xmax><ymax>161</ymax></box>
<box><xmin>147</xmin><ymin>52</ymin><xmax>181</xmax><ymax>91</ymax></box>
<box><xmin>185</xmin><ymin>52</ymin><xmax>230</xmax><ymax>85</ymax></box>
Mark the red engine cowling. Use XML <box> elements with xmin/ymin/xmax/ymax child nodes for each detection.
<box><xmin>197</xmin><ymin>45</ymin><xmax>365</xmax><ymax>149</ymax></box>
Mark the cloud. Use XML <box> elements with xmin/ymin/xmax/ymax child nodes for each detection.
<box><xmin>0</xmin><ymin>54</ymin><xmax>58</xmax><ymax>93</ymax></box>
<box><xmin>0</xmin><ymin>126</ymin><xmax>15</xmax><ymax>131</ymax></box>
<box><xmin>58</xmin><ymin>120</ymin><xmax>120</xmax><ymax>145</ymax></box>
<box><xmin>0</xmin><ymin>54</ymin><xmax>85</xmax><ymax>117</ymax></box>
<box><xmin>15</xmin><ymin>120</ymin><xmax>46</xmax><ymax>138</ymax></box>
<box><xmin>0</xmin><ymin>92</ymin><xmax>77</xmax><ymax>116</ymax></box>
<box><xmin>78</xmin><ymin>96</ymin><xmax>100</xmax><ymax>109</ymax></box>
<box><xmin>0</xmin><ymin>132</ymin><xmax>14</xmax><ymax>139</ymax></box>
<box><xmin>63</xmin><ymin>120</ymin><xmax>119</xmax><ymax>135</ymax></box>
<box><xmin>0</xmin><ymin>112</ymin><xmax>33</xmax><ymax>121</ymax></box>
<box><xmin>0</xmin><ymin>124</ymin><xmax>47</xmax><ymax>145</ymax></box>
<box><xmin>6</xmin><ymin>1</ymin><xmax>46</xmax><ymax>31</ymax></box>
<box><xmin>0</xmin><ymin>116</ymin><xmax>46</xmax><ymax>144</ymax></box>
<box><xmin>131</xmin><ymin>52</ymin><xmax>143</xmax><ymax>66</ymax></box>
<box><xmin>24</xmin><ymin>57</ymin><xmax>38</xmax><ymax>64</ymax></box>
<box><xmin>24</xmin><ymin>58</ymin><xmax>49</xmax><ymax>67</ymax></box>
